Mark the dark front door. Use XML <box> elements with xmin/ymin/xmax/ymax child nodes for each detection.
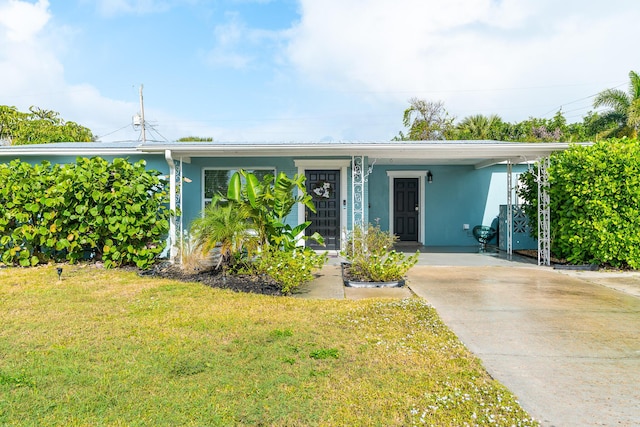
<box><xmin>305</xmin><ymin>170</ymin><xmax>340</xmax><ymax>250</ymax></box>
<box><xmin>394</xmin><ymin>178</ymin><xmax>419</xmax><ymax>241</ymax></box>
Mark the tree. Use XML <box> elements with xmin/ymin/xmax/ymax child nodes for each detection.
<box><xmin>0</xmin><ymin>106</ymin><xmax>25</xmax><ymax>144</ymax></box>
<box><xmin>0</xmin><ymin>105</ymin><xmax>94</xmax><ymax>145</ymax></box>
<box><xmin>592</xmin><ymin>70</ymin><xmax>640</xmax><ymax>138</ymax></box>
<box><xmin>177</xmin><ymin>136</ymin><xmax>213</xmax><ymax>142</ymax></box>
<box><xmin>395</xmin><ymin>98</ymin><xmax>455</xmax><ymax>140</ymax></box>
<box><xmin>455</xmin><ymin>114</ymin><xmax>504</xmax><ymax>140</ymax></box>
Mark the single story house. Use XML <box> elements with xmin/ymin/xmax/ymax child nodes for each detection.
<box><xmin>0</xmin><ymin>140</ymin><xmax>584</xmax><ymax>265</ymax></box>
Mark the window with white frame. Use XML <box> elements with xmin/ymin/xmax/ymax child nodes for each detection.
<box><xmin>203</xmin><ymin>168</ymin><xmax>276</xmax><ymax>208</ymax></box>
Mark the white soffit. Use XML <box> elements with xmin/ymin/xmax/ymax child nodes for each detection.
<box><xmin>1</xmin><ymin>141</ymin><xmax>590</xmax><ymax>166</ymax></box>
<box><xmin>143</xmin><ymin>142</ymin><xmax>587</xmax><ymax>166</ymax></box>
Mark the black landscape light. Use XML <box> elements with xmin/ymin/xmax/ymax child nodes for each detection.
<box><xmin>57</xmin><ymin>267</ymin><xmax>63</xmax><ymax>280</ymax></box>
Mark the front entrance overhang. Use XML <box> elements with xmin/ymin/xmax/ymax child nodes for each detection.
<box><xmin>138</xmin><ymin>140</ymin><xmax>585</xmax><ymax>169</ymax></box>
<box><xmin>138</xmin><ymin>141</ymin><xmax>587</xmax><ymax>262</ymax></box>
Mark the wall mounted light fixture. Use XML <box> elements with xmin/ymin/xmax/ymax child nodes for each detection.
<box><xmin>427</xmin><ymin>170</ymin><xmax>433</xmax><ymax>183</ymax></box>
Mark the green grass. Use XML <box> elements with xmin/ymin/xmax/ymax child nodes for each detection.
<box><xmin>0</xmin><ymin>264</ymin><xmax>538</xmax><ymax>426</ymax></box>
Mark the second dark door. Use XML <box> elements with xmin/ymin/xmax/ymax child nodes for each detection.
<box><xmin>394</xmin><ymin>178</ymin><xmax>419</xmax><ymax>241</ymax></box>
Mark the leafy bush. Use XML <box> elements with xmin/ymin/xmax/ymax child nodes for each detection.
<box><xmin>188</xmin><ymin>170</ymin><xmax>328</xmax><ymax>292</ymax></box>
<box><xmin>516</xmin><ymin>164</ymin><xmax>539</xmax><ymax>239</ymax></box>
<box><xmin>518</xmin><ymin>138</ymin><xmax>640</xmax><ymax>268</ymax></box>
<box><xmin>242</xmin><ymin>247</ymin><xmax>327</xmax><ymax>294</ymax></box>
<box><xmin>0</xmin><ymin>158</ymin><xmax>170</xmax><ymax>269</ymax></box>
<box><xmin>226</xmin><ymin>170</ymin><xmax>323</xmax><ymax>250</ymax></box>
<box><xmin>342</xmin><ymin>223</ymin><xmax>419</xmax><ymax>282</ymax></box>
<box><xmin>550</xmin><ymin>138</ymin><xmax>640</xmax><ymax>268</ymax></box>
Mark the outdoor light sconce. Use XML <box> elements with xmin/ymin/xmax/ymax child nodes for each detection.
<box><xmin>427</xmin><ymin>170</ymin><xmax>433</xmax><ymax>183</ymax></box>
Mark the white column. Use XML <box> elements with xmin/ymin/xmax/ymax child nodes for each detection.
<box><xmin>164</xmin><ymin>149</ymin><xmax>177</xmax><ymax>263</ymax></box>
<box><xmin>351</xmin><ymin>155</ymin><xmax>367</xmax><ymax>256</ymax></box>
<box><xmin>351</xmin><ymin>155</ymin><xmax>366</xmax><ymax>231</ymax></box>
<box><xmin>506</xmin><ymin>161</ymin><xmax>513</xmax><ymax>256</ymax></box>
<box><xmin>537</xmin><ymin>157</ymin><xmax>551</xmax><ymax>266</ymax></box>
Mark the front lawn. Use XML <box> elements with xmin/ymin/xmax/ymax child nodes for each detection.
<box><xmin>0</xmin><ymin>264</ymin><xmax>538</xmax><ymax>426</ymax></box>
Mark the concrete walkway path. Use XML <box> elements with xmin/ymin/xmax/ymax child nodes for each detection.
<box><xmin>408</xmin><ymin>265</ymin><xmax>640</xmax><ymax>427</ymax></box>
<box><xmin>296</xmin><ymin>250</ymin><xmax>640</xmax><ymax>426</ymax></box>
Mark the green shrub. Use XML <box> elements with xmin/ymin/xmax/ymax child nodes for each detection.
<box><xmin>244</xmin><ymin>247</ymin><xmax>327</xmax><ymax>294</ymax></box>
<box><xmin>518</xmin><ymin>138</ymin><xmax>640</xmax><ymax>268</ymax></box>
<box><xmin>0</xmin><ymin>157</ymin><xmax>170</xmax><ymax>269</ymax></box>
<box><xmin>188</xmin><ymin>170</ymin><xmax>328</xmax><ymax>291</ymax></box>
<box><xmin>341</xmin><ymin>223</ymin><xmax>419</xmax><ymax>282</ymax></box>
<box><xmin>226</xmin><ymin>170</ymin><xmax>323</xmax><ymax>250</ymax></box>
<box><xmin>550</xmin><ymin>138</ymin><xmax>640</xmax><ymax>268</ymax></box>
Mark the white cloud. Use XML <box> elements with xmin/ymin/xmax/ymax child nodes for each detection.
<box><xmin>2</xmin><ymin>0</ymin><xmax>638</xmax><ymax>144</ymax></box>
<box><xmin>0</xmin><ymin>0</ymin><xmax>139</xmax><ymax>140</ymax></box>
<box><xmin>204</xmin><ymin>12</ymin><xmax>288</xmax><ymax>70</ymax></box>
<box><xmin>205</xmin><ymin>13</ymin><xmax>253</xmax><ymax>69</ymax></box>
<box><xmin>0</xmin><ymin>0</ymin><xmax>49</xmax><ymax>42</ymax></box>
<box><xmin>286</xmin><ymin>0</ymin><xmax>640</xmax><ymax>121</ymax></box>
<box><xmin>92</xmin><ymin>0</ymin><xmax>171</xmax><ymax>17</ymax></box>
<box><xmin>0</xmin><ymin>0</ymin><xmax>63</xmax><ymax>100</ymax></box>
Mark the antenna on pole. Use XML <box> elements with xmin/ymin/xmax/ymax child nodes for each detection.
<box><xmin>139</xmin><ymin>84</ymin><xmax>146</xmax><ymax>143</ymax></box>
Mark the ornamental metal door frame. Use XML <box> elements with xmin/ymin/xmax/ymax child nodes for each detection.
<box><xmin>295</xmin><ymin>159</ymin><xmax>350</xmax><ymax>250</ymax></box>
<box><xmin>165</xmin><ymin>149</ymin><xmax>187</xmax><ymax>264</ymax></box>
<box><xmin>506</xmin><ymin>161</ymin><xmax>513</xmax><ymax>257</ymax></box>
<box><xmin>537</xmin><ymin>156</ymin><xmax>551</xmax><ymax>266</ymax></box>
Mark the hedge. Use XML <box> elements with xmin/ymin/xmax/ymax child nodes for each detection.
<box><xmin>0</xmin><ymin>157</ymin><xmax>171</xmax><ymax>269</ymax></box>
<box><xmin>519</xmin><ymin>138</ymin><xmax>640</xmax><ymax>269</ymax></box>
<box><xmin>549</xmin><ymin>138</ymin><xmax>640</xmax><ymax>268</ymax></box>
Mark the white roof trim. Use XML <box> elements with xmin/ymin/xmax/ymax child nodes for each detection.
<box><xmin>0</xmin><ymin>141</ymin><xmax>592</xmax><ymax>165</ymax></box>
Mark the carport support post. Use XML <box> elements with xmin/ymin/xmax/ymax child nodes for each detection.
<box><xmin>506</xmin><ymin>161</ymin><xmax>513</xmax><ymax>257</ymax></box>
<box><xmin>537</xmin><ymin>157</ymin><xmax>551</xmax><ymax>266</ymax></box>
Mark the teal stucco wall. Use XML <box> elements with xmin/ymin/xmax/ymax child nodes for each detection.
<box><xmin>368</xmin><ymin>164</ymin><xmax>529</xmax><ymax>247</ymax></box>
<box><xmin>2</xmin><ymin>152</ymin><xmax>529</xmax><ymax>248</ymax></box>
<box><xmin>182</xmin><ymin>156</ymin><xmax>299</xmax><ymax>229</ymax></box>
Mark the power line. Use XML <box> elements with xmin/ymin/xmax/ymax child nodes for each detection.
<box><xmin>96</xmin><ymin>123</ymin><xmax>134</xmax><ymax>140</ymax></box>
<box><xmin>540</xmin><ymin>82</ymin><xmax>627</xmax><ymax>118</ymax></box>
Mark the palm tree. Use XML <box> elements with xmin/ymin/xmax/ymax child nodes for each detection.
<box><xmin>190</xmin><ymin>196</ymin><xmax>257</xmax><ymax>270</ymax></box>
<box><xmin>593</xmin><ymin>70</ymin><xmax>640</xmax><ymax>138</ymax></box>
<box><xmin>456</xmin><ymin>114</ymin><xmax>503</xmax><ymax>140</ymax></box>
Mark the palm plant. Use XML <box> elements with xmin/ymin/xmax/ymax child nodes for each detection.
<box><xmin>189</xmin><ymin>196</ymin><xmax>257</xmax><ymax>270</ymax></box>
<box><xmin>457</xmin><ymin>114</ymin><xmax>502</xmax><ymax>140</ymax></box>
<box><xmin>593</xmin><ymin>70</ymin><xmax>640</xmax><ymax>138</ymax></box>
<box><xmin>226</xmin><ymin>170</ymin><xmax>323</xmax><ymax>250</ymax></box>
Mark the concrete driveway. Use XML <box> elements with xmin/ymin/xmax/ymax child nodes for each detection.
<box><xmin>408</xmin><ymin>265</ymin><xmax>640</xmax><ymax>427</ymax></box>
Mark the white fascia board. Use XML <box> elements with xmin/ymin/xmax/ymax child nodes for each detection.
<box><xmin>0</xmin><ymin>147</ymin><xmax>141</xmax><ymax>157</ymax></box>
<box><xmin>136</xmin><ymin>141</ymin><xmax>590</xmax><ymax>162</ymax></box>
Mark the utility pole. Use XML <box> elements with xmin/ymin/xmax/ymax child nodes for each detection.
<box><xmin>139</xmin><ymin>84</ymin><xmax>146</xmax><ymax>143</ymax></box>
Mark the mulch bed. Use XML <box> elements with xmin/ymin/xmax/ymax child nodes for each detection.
<box><xmin>514</xmin><ymin>249</ymin><xmax>567</xmax><ymax>264</ymax></box>
<box><xmin>140</xmin><ymin>262</ymin><xmax>284</xmax><ymax>296</ymax></box>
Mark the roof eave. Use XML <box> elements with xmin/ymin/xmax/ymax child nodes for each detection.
<box><xmin>0</xmin><ymin>147</ymin><xmax>141</xmax><ymax>157</ymax></box>
<box><xmin>141</xmin><ymin>141</ymin><xmax>589</xmax><ymax>163</ymax></box>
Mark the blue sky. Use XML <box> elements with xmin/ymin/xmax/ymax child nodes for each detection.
<box><xmin>1</xmin><ymin>0</ymin><xmax>639</xmax><ymax>142</ymax></box>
